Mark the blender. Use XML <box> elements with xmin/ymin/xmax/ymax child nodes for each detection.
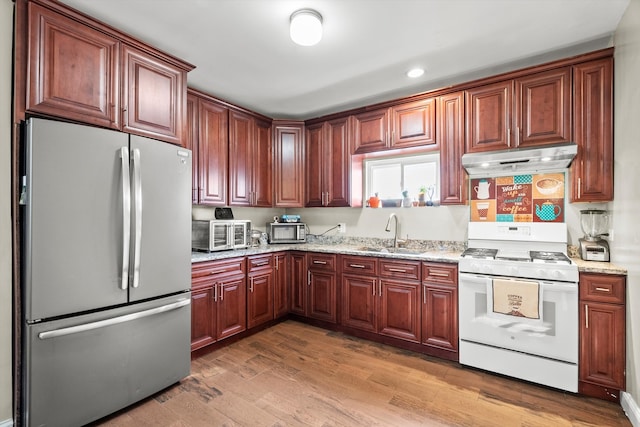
<box><xmin>579</xmin><ymin>209</ymin><xmax>610</xmax><ymax>261</ymax></box>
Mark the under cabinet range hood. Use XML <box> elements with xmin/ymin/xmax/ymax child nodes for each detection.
<box><xmin>461</xmin><ymin>142</ymin><xmax>578</xmax><ymax>177</ymax></box>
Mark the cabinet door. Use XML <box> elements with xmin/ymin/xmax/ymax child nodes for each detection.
<box><xmin>378</xmin><ymin>279</ymin><xmax>420</xmax><ymax>343</ymax></box>
<box><xmin>253</xmin><ymin>118</ymin><xmax>273</xmax><ymax>207</ymax></box>
<box><xmin>353</xmin><ymin>108</ymin><xmax>389</xmax><ymax>154</ymax></box>
<box><xmin>325</xmin><ymin>117</ymin><xmax>351</xmax><ymax>207</ymax></box>
<box><xmin>190</xmin><ymin>286</ymin><xmax>216</xmax><ymax>351</ymax></box>
<box><xmin>289</xmin><ymin>253</ymin><xmax>307</xmax><ymax>316</ymax></box>
<box><xmin>186</xmin><ymin>93</ymin><xmax>199</xmax><ymax>204</ymax></box>
<box><xmin>198</xmin><ymin>99</ymin><xmax>228</xmax><ymax>205</ymax></box>
<box><xmin>228</xmin><ymin>110</ymin><xmax>253</xmax><ymax>206</ymax></box>
<box><xmin>122</xmin><ymin>45</ymin><xmax>185</xmax><ymax>145</ymax></box>
<box><xmin>216</xmin><ymin>276</ymin><xmax>247</xmax><ymax>340</ymax></box>
<box><xmin>465</xmin><ymin>81</ymin><xmax>512</xmax><ymax>153</ymax></box>
<box><xmin>422</xmin><ymin>283</ymin><xmax>458</xmax><ymax>352</ymax></box>
<box><xmin>274</xmin><ymin>124</ymin><xmax>305</xmax><ymax>207</ymax></box>
<box><xmin>305</xmin><ymin>123</ymin><xmax>325</xmax><ymax>207</ymax></box>
<box><xmin>515</xmin><ymin>67</ymin><xmax>571</xmax><ymax>148</ymax></box>
<box><xmin>438</xmin><ymin>91</ymin><xmax>467</xmax><ymax>205</ymax></box>
<box><xmin>274</xmin><ymin>253</ymin><xmax>289</xmax><ymax>318</ymax></box>
<box><xmin>391</xmin><ymin>98</ymin><xmax>436</xmax><ymax>148</ymax></box>
<box><xmin>308</xmin><ymin>271</ymin><xmax>337</xmax><ymax>323</ymax></box>
<box><xmin>247</xmin><ymin>270</ymin><xmax>274</xmax><ymax>329</ymax></box>
<box><xmin>572</xmin><ymin>58</ymin><xmax>613</xmax><ymax>202</ymax></box>
<box><xmin>27</xmin><ymin>3</ymin><xmax>120</xmax><ymax>129</ymax></box>
<box><xmin>580</xmin><ymin>301</ymin><xmax>625</xmax><ymax>390</ymax></box>
<box><xmin>342</xmin><ymin>274</ymin><xmax>377</xmax><ymax>332</ymax></box>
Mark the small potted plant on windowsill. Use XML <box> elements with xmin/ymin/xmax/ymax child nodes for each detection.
<box><xmin>418</xmin><ymin>186</ymin><xmax>427</xmax><ymax>206</ymax></box>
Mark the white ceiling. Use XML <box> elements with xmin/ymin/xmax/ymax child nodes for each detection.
<box><xmin>59</xmin><ymin>0</ymin><xmax>629</xmax><ymax>120</ymax></box>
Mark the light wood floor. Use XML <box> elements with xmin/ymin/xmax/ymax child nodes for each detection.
<box><xmin>93</xmin><ymin>320</ymin><xmax>631</xmax><ymax>426</ymax></box>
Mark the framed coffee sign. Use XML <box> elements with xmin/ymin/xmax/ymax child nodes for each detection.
<box><xmin>470</xmin><ymin>173</ymin><xmax>565</xmax><ymax>223</ymax></box>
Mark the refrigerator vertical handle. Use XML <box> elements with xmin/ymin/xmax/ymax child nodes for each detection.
<box><xmin>119</xmin><ymin>147</ymin><xmax>131</xmax><ymax>290</ymax></box>
<box><xmin>131</xmin><ymin>148</ymin><xmax>143</xmax><ymax>288</ymax></box>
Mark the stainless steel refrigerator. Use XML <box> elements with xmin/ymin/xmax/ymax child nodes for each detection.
<box><xmin>22</xmin><ymin>118</ymin><xmax>192</xmax><ymax>427</ymax></box>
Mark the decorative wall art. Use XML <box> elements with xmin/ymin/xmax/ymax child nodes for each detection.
<box><xmin>470</xmin><ymin>173</ymin><xmax>565</xmax><ymax>223</ymax></box>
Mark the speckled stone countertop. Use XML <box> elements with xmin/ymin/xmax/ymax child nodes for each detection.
<box><xmin>192</xmin><ymin>237</ymin><xmax>627</xmax><ymax>275</ymax></box>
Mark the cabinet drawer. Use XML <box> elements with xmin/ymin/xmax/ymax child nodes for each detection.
<box><xmin>308</xmin><ymin>253</ymin><xmax>337</xmax><ymax>271</ymax></box>
<box><xmin>579</xmin><ymin>273</ymin><xmax>625</xmax><ymax>304</ymax></box>
<box><xmin>342</xmin><ymin>255</ymin><xmax>378</xmax><ymax>275</ymax></box>
<box><xmin>248</xmin><ymin>254</ymin><xmax>273</xmax><ymax>272</ymax></box>
<box><xmin>192</xmin><ymin>257</ymin><xmax>246</xmax><ymax>280</ymax></box>
<box><xmin>422</xmin><ymin>262</ymin><xmax>457</xmax><ymax>285</ymax></box>
<box><xmin>380</xmin><ymin>259</ymin><xmax>420</xmax><ymax>281</ymax></box>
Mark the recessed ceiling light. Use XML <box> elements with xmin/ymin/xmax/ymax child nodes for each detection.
<box><xmin>407</xmin><ymin>68</ymin><xmax>425</xmax><ymax>78</ymax></box>
<box><xmin>290</xmin><ymin>9</ymin><xmax>323</xmax><ymax>46</ymax></box>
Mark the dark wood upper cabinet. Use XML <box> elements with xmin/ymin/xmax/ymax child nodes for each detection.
<box><xmin>24</xmin><ymin>1</ymin><xmax>193</xmax><ymax>145</ymax></box>
<box><xmin>465</xmin><ymin>81</ymin><xmax>513</xmax><ymax>153</ymax></box>
<box><xmin>253</xmin><ymin>118</ymin><xmax>274</xmax><ymax>207</ymax></box>
<box><xmin>27</xmin><ymin>3</ymin><xmax>120</xmax><ymax>129</ymax></box>
<box><xmin>228</xmin><ymin>110</ymin><xmax>254</xmax><ymax>206</ymax></box>
<box><xmin>273</xmin><ymin>122</ymin><xmax>305</xmax><ymax>207</ymax></box>
<box><xmin>352</xmin><ymin>108</ymin><xmax>389</xmax><ymax>154</ymax></box>
<box><xmin>186</xmin><ymin>93</ymin><xmax>199</xmax><ymax>204</ymax></box>
<box><xmin>197</xmin><ymin>98</ymin><xmax>228</xmax><ymax>205</ymax></box>
<box><xmin>122</xmin><ymin>44</ymin><xmax>185</xmax><ymax>145</ymax></box>
<box><xmin>438</xmin><ymin>91</ymin><xmax>466</xmax><ymax>205</ymax></box>
<box><xmin>515</xmin><ymin>67</ymin><xmax>571</xmax><ymax>148</ymax></box>
<box><xmin>571</xmin><ymin>58</ymin><xmax>613</xmax><ymax>202</ymax></box>
<box><xmin>466</xmin><ymin>68</ymin><xmax>571</xmax><ymax>153</ymax></box>
<box><xmin>390</xmin><ymin>98</ymin><xmax>437</xmax><ymax>149</ymax></box>
<box><xmin>306</xmin><ymin>118</ymin><xmax>351</xmax><ymax>207</ymax></box>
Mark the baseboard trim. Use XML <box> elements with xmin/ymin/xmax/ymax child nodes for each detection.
<box><xmin>622</xmin><ymin>391</ymin><xmax>640</xmax><ymax>427</ymax></box>
<box><xmin>0</xmin><ymin>418</ymin><xmax>14</xmax><ymax>427</ymax></box>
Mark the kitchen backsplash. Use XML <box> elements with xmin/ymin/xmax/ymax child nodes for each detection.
<box><xmin>470</xmin><ymin>173</ymin><xmax>566</xmax><ymax>223</ymax></box>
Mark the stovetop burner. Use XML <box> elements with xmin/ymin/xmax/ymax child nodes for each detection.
<box><xmin>461</xmin><ymin>248</ymin><xmax>497</xmax><ymax>259</ymax></box>
<box><xmin>530</xmin><ymin>251</ymin><xmax>572</xmax><ymax>264</ymax></box>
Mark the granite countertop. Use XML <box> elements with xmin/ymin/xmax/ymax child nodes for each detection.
<box><xmin>191</xmin><ymin>238</ymin><xmax>627</xmax><ymax>275</ymax></box>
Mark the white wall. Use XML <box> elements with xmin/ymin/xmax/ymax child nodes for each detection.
<box><xmin>613</xmin><ymin>0</ymin><xmax>640</xmax><ymax>411</ymax></box>
<box><xmin>1</xmin><ymin>0</ymin><xmax>14</xmax><ymax>424</ymax></box>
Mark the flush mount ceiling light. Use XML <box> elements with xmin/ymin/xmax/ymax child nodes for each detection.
<box><xmin>290</xmin><ymin>9</ymin><xmax>323</xmax><ymax>46</ymax></box>
<box><xmin>407</xmin><ymin>68</ymin><xmax>425</xmax><ymax>78</ymax></box>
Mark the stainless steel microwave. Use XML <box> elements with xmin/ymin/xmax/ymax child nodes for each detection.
<box><xmin>266</xmin><ymin>222</ymin><xmax>306</xmax><ymax>244</ymax></box>
<box><xmin>192</xmin><ymin>220</ymin><xmax>251</xmax><ymax>252</ymax></box>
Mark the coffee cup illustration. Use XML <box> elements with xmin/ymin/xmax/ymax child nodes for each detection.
<box><xmin>474</xmin><ymin>179</ymin><xmax>490</xmax><ymax>199</ymax></box>
<box><xmin>477</xmin><ymin>202</ymin><xmax>490</xmax><ymax>220</ymax></box>
<box><xmin>535</xmin><ymin>201</ymin><xmax>561</xmax><ymax>221</ymax></box>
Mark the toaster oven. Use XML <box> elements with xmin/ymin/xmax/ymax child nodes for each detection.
<box><xmin>192</xmin><ymin>220</ymin><xmax>251</xmax><ymax>252</ymax></box>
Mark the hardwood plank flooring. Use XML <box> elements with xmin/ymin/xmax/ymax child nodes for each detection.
<box><xmin>93</xmin><ymin>320</ymin><xmax>631</xmax><ymax>427</ymax></box>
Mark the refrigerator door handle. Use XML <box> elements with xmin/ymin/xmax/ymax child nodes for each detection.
<box><xmin>38</xmin><ymin>298</ymin><xmax>191</xmax><ymax>340</ymax></box>
<box><xmin>131</xmin><ymin>148</ymin><xmax>142</xmax><ymax>288</ymax></box>
<box><xmin>119</xmin><ymin>147</ymin><xmax>131</xmax><ymax>290</ymax></box>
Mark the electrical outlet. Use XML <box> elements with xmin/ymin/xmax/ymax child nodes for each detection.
<box><xmin>338</xmin><ymin>223</ymin><xmax>346</xmax><ymax>233</ymax></box>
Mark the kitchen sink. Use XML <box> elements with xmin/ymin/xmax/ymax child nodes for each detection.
<box><xmin>356</xmin><ymin>246</ymin><xmax>424</xmax><ymax>255</ymax></box>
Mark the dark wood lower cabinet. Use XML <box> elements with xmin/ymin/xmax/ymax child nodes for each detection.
<box><xmin>289</xmin><ymin>252</ymin><xmax>307</xmax><ymax>316</ymax></box>
<box><xmin>378</xmin><ymin>279</ymin><xmax>420</xmax><ymax>343</ymax></box>
<box><xmin>341</xmin><ymin>274</ymin><xmax>377</xmax><ymax>333</ymax></box>
<box><xmin>422</xmin><ymin>263</ymin><xmax>458</xmax><ymax>361</ymax></box>
<box><xmin>307</xmin><ymin>253</ymin><xmax>338</xmax><ymax>323</ymax></box>
<box><xmin>274</xmin><ymin>253</ymin><xmax>289</xmax><ymax>318</ymax></box>
<box><xmin>579</xmin><ymin>272</ymin><xmax>626</xmax><ymax>402</ymax></box>
<box><xmin>190</xmin><ymin>285</ymin><xmax>216</xmax><ymax>351</ymax></box>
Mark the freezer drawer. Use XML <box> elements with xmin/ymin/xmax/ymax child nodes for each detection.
<box><xmin>23</xmin><ymin>294</ymin><xmax>191</xmax><ymax>427</ymax></box>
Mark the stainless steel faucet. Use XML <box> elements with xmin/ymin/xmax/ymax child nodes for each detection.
<box><xmin>385</xmin><ymin>213</ymin><xmax>400</xmax><ymax>248</ymax></box>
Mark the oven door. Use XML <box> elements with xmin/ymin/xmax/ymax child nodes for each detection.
<box><xmin>459</xmin><ymin>272</ymin><xmax>578</xmax><ymax>363</ymax></box>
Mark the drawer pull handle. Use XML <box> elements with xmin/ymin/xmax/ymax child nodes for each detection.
<box><xmin>595</xmin><ymin>287</ymin><xmax>611</xmax><ymax>292</ymax></box>
<box><xmin>313</xmin><ymin>260</ymin><xmax>327</xmax><ymax>265</ymax></box>
<box><xmin>254</xmin><ymin>262</ymin><xmax>269</xmax><ymax>267</ymax></box>
<box><xmin>429</xmin><ymin>271</ymin><xmax>449</xmax><ymax>277</ymax></box>
<box><xmin>349</xmin><ymin>264</ymin><xmax>366</xmax><ymax>268</ymax></box>
<box><xmin>389</xmin><ymin>268</ymin><xmax>406</xmax><ymax>273</ymax></box>
<box><xmin>372</xmin><ymin>279</ymin><xmax>376</xmax><ymax>296</ymax></box>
